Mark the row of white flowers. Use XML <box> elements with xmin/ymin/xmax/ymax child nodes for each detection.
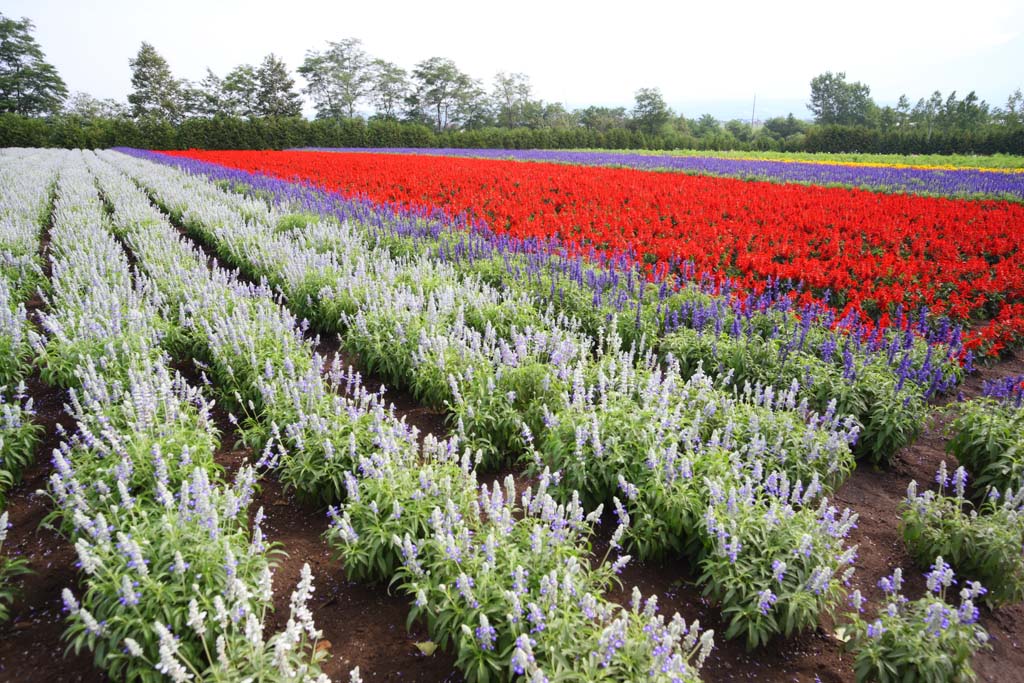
<box><xmin>29</xmin><ymin>149</ymin><xmax>333</xmax><ymax>682</ymax></box>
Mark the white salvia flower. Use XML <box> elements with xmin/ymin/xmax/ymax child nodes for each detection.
<box><xmin>123</xmin><ymin>637</ymin><xmax>143</xmax><ymax>657</ymax></box>
<box><xmin>216</xmin><ymin>634</ymin><xmax>229</xmax><ymax>668</ymax></box>
<box><xmin>74</xmin><ymin>538</ymin><xmax>103</xmax><ymax>575</ymax></box>
<box><xmin>115</xmin><ymin>531</ymin><xmax>149</xmax><ymax>577</ymax></box>
<box><xmin>272</xmin><ymin>619</ymin><xmax>301</xmax><ymax>677</ymax></box>
<box><xmin>610</xmin><ymin>554</ymin><xmax>631</xmax><ymax>574</ymax></box>
<box><xmin>156</xmin><ymin>480</ymin><xmax>175</xmax><ymax>509</ymax></box>
<box><xmin>119</xmin><ymin>574</ymin><xmax>140</xmax><ymax>607</ymax></box>
<box><xmin>697</xmin><ymin>629</ymin><xmax>715</xmax><ymax>667</ymax></box>
<box><xmin>79</xmin><ymin>607</ymin><xmax>104</xmax><ymax>637</ymax></box>
<box><xmin>117</xmin><ymin>480</ymin><xmax>134</xmax><ymax>509</ymax></box>
<box><xmin>257</xmin><ymin>566</ymin><xmax>274</xmax><ymax>603</ymax></box>
<box><xmin>61</xmin><ymin>588</ymin><xmax>80</xmax><ymax>615</ymax></box>
<box><xmin>154</xmin><ymin>622</ymin><xmax>193</xmax><ymax>682</ymax></box>
<box><xmin>289</xmin><ymin>563</ymin><xmax>321</xmax><ymax>641</ymax></box>
<box><xmin>0</xmin><ymin>511</ymin><xmax>8</xmax><ymax>545</ymax></box>
<box><xmin>213</xmin><ymin>595</ymin><xmax>229</xmax><ymax>628</ymax></box>
<box><xmin>244</xmin><ymin>612</ymin><xmax>264</xmax><ymax>647</ymax></box>
<box><xmin>172</xmin><ymin>551</ymin><xmax>189</xmax><ymax>575</ymax></box>
<box><xmin>186</xmin><ymin>599</ymin><xmax>207</xmax><ymax>634</ymax></box>
<box><xmin>349</xmin><ymin>667</ymin><xmax>363</xmax><ymax>683</ymax></box>
<box><xmin>529</xmin><ymin>669</ymin><xmax>549</xmax><ymax>683</ymax></box>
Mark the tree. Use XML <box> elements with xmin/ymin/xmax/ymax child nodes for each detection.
<box><xmin>298</xmin><ymin>38</ymin><xmax>371</xmax><ymax>119</ymax></box>
<box><xmin>895</xmin><ymin>95</ymin><xmax>911</xmax><ymax>129</ymax></box>
<box><xmin>128</xmin><ymin>42</ymin><xmax>182</xmax><ymax>122</ymax></box>
<box><xmin>877</xmin><ymin>106</ymin><xmax>898</xmax><ymax>133</ymax></box>
<box><xmin>692</xmin><ymin>113</ymin><xmax>720</xmax><ymax>137</ymax></box>
<box><xmin>952</xmin><ymin>91</ymin><xmax>989</xmax><ymax>131</ymax></box>
<box><xmin>578</xmin><ymin>105</ymin><xmax>628</xmax><ymax>132</ymax></box>
<box><xmin>223</xmin><ymin>64</ymin><xmax>259</xmax><ymax>117</ymax></box>
<box><xmin>255</xmin><ymin>54</ymin><xmax>302</xmax><ymax>118</ymax></box>
<box><xmin>807</xmin><ymin>71</ymin><xmax>876</xmax><ymax>126</ymax></box>
<box><xmin>632</xmin><ymin>87</ymin><xmax>672</xmax><ymax>135</ymax></box>
<box><xmin>492</xmin><ymin>72</ymin><xmax>535</xmax><ymax>128</ymax></box>
<box><xmin>457</xmin><ymin>81</ymin><xmax>493</xmax><ymax>129</ymax></box>
<box><xmin>725</xmin><ymin>119</ymin><xmax>753</xmax><ymax>142</ymax></box>
<box><xmin>406</xmin><ymin>57</ymin><xmax>479</xmax><ymax>131</ymax></box>
<box><xmin>549</xmin><ymin>103</ymin><xmax>578</xmax><ymax>128</ymax></box>
<box><xmin>63</xmin><ymin>91</ymin><xmax>126</xmax><ymax>120</ymax></box>
<box><xmin>910</xmin><ymin>91</ymin><xmax>944</xmax><ymax>140</ymax></box>
<box><xmin>190</xmin><ymin>68</ymin><xmax>233</xmax><ymax>118</ymax></box>
<box><xmin>0</xmin><ymin>13</ymin><xmax>68</xmax><ymax>116</ymax></box>
<box><xmin>997</xmin><ymin>89</ymin><xmax>1023</xmax><ymax>128</ymax></box>
<box><xmin>177</xmin><ymin>79</ymin><xmax>209</xmax><ymax>119</ymax></box>
<box><xmin>762</xmin><ymin>114</ymin><xmax>806</xmax><ymax>139</ymax></box>
<box><xmin>368</xmin><ymin>58</ymin><xmax>407</xmax><ymax>120</ymax></box>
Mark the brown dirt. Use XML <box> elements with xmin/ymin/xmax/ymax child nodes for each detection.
<box><xmin>0</xmin><ymin>373</ymin><xmax>104</xmax><ymax>683</ymax></box>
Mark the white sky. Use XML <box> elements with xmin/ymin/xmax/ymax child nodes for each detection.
<box><xmin>6</xmin><ymin>0</ymin><xmax>1024</xmax><ymax>120</ymax></box>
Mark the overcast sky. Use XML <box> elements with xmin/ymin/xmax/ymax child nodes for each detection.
<box><xmin>7</xmin><ymin>0</ymin><xmax>1024</xmax><ymax>120</ymax></box>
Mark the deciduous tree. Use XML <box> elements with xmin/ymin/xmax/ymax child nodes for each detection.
<box><xmin>491</xmin><ymin>72</ymin><xmax>535</xmax><ymax>128</ymax></box>
<box><xmin>369</xmin><ymin>58</ymin><xmax>407</xmax><ymax>120</ymax></box>
<box><xmin>299</xmin><ymin>38</ymin><xmax>372</xmax><ymax>119</ymax></box>
<box><xmin>807</xmin><ymin>71</ymin><xmax>876</xmax><ymax>126</ymax></box>
<box><xmin>62</xmin><ymin>91</ymin><xmax>126</xmax><ymax>120</ymax></box>
<box><xmin>406</xmin><ymin>57</ymin><xmax>479</xmax><ymax>131</ymax></box>
<box><xmin>632</xmin><ymin>87</ymin><xmax>672</xmax><ymax>135</ymax></box>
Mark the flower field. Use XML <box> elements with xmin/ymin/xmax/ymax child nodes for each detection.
<box><xmin>1</xmin><ymin>147</ymin><xmax>1023</xmax><ymax>683</ymax></box>
<box><xmin>163</xmin><ymin>149</ymin><xmax>1024</xmax><ymax>355</ymax></box>
<box><xmin>299</xmin><ymin>147</ymin><xmax>1024</xmax><ymax>200</ymax></box>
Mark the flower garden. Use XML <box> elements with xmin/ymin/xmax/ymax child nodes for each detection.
<box><xmin>0</xmin><ymin>147</ymin><xmax>1022</xmax><ymax>682</ymax></box>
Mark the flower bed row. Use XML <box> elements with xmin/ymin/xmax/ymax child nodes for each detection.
<box><xmin>31</xmin><ymin>151</ymin><xmax>329</xmax><ymax>682</ymax></box>
<box><xmin>0</xmin><ymin>149</ymin><xmax>56</xmax><ymax>621</ymax></box>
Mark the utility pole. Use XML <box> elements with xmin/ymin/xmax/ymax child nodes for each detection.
<box><xmin>750</xmin><ymin>93</ymin><xmax>757</xmax><ymax>130</ymax></box>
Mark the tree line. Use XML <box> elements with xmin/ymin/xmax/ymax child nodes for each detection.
<box><xmin>1</xmin><ymin>12</ymin><xmax>1022</xmax><ymax>154</ymax></box>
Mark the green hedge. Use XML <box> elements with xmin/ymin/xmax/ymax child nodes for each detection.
<box><xmin>2</xmin><ymin>113</ymin><xmax>1022</xmax><ymax>154</ymax></box>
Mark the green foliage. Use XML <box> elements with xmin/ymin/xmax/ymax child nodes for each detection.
<box><xmin>254</xmin><ymin>54</ymin><xmax>303</xmax><ymax>118</ymax></box>
<box><xmin>632</xmin><ymin>87</ymin><xmax>673</xmax><ymax>136</ymax></box>
<box><xmin>808</xmin><ymin>72</ymin><xmax>876</xmax><ymax>127</ymax></box>
<box><xmin>127</xmin><ymin>42</ymin><xmax>183</xmax><ymax>123</ymax></box>
<box><xmin>699</xmin><ymin>488</ymin><xmax>857</xmax><ymax>650</ymax></box>
<box><xmin>901</xmin><ymin>466</ymin><xmax>1024</xmax><ymax>605</ymax></box>
<box><xmin>658</xmin><ymin>327</ymin><xmax>934</xmax><ymax>465</ymax></box>
<box><xmin>0</xmin><ymin>13</ymin><xmax>68</xmax><ymax>116</ymax></box>
<box><xmin>324</xmin><ymin>447</ymin><xmax>478</xmax><ymax>583</ymax></box>
<box><xmin>1</xmin><ymin>111</ymin><xmax>1022</xmax><ymax>154</ymax></box>
<box><xmin>947</xmin><ymin>398</ymin><xmax>1024</xmax><ymax>496</ymax></box>
<box><xmin>844</xmin><ymin>561</ymin><xmax>989</xmax><ymax>683</ymax></box>
<box><xmin>299</xmin><ymin>38</ymin><xmax>373</xmax><ymax>120</ymax></box>
<box><xmin>0</xmin><ymin>510</ymin><xmax>30</xmax><ymax>623</ymax></box>
<box><xmin>0</xmin><ymin>391</ymin><xmax>42</xmax><ymax>506</ymax></box>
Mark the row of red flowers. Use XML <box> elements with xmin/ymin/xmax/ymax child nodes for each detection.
<box><xmin>166</xmin><ymin>150</ymin><xmax>1024</xmax><ymax>353</ymax></box>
